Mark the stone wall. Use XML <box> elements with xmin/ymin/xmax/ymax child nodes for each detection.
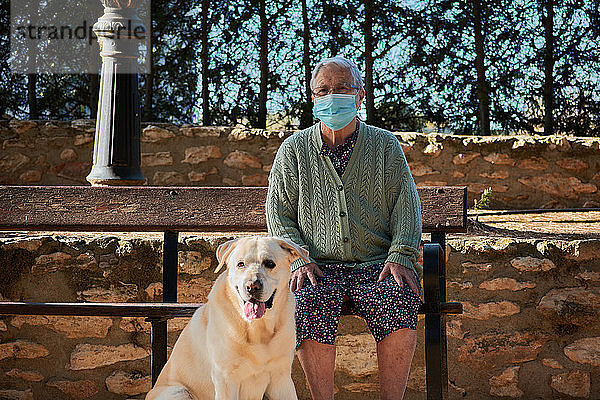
<box><xmin>2</xmin><ymin>119</ymin><xmax>599</xmax><ymax>209</ymax></box>
<box><xmin>0</xmin><ymin>232</ymin><xmax>598</xmax><ymax>399</ymax></box>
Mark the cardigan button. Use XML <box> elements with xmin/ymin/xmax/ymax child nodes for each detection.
<box><xmin>337</xmin><ymin>185</ymin><xmax>343</xmax><ymax>191</ymax></box>
<box><xmin>339</xmin><ymin>211</ymin><xmax>346</xmax><ymax>217</ymax></box>
<box><xmin>343</xmin><ymin>237</ymin><xmax>349</xmax><ymax>243</ymax></box>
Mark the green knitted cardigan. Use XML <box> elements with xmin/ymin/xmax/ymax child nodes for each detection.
<box><xmin>266</xmin><ymin>121</ymin><xmax>423</xmax><ymax>277</ymax></box>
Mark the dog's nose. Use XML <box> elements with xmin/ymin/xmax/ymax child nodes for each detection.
<box><xmin>245</xmin><ymin>279</ymin><xmax>263</xmax><ymax>295</ymax></box>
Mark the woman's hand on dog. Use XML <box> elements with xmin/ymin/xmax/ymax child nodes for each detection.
<box><xmin>289</xmin><ymin>262</ymin><xmax>324</xmax><ymax>291</ymax></box>
<box><xmin>378</xmin><ymin>262</ymin><xmax>421</xmax><ymax>296</ymax></box>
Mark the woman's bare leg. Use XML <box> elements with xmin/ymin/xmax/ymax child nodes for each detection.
<box><xmin>297</xmin><ymin>339</ymin><xmax>336</xmax><ymax>400</ymax></box>
<box><xmin>377</xmin><ymin>328</ymin><xmax>417</xmax><ymax>400</ymax></box>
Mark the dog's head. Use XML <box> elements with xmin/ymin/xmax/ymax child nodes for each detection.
<box><xmin>214</xmin><ymin>236</ymin><xmax>310</xmax><ymax>321</ymax></box>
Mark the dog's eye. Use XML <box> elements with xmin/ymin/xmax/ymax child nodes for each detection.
<box><xmin>263</xmin><ymin>260</ymin><xmax>276</xmax><ymax>269</ymax></box>
<box><xmin>237</xmin><ymin>261</ymin><xmax>245</xmax><ymax>268</ymax></box>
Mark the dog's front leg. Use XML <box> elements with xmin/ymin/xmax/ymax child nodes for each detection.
<box><xmin>265</xmin><ymin>374</ymin><xmax>298</xmax><ymax>400</ymax></box>
<box><xmin>212</xmin><ymin>374</ymin><xmax>239</xmax><ymax>400</ymax></box>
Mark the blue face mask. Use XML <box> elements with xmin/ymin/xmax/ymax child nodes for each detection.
<box><xmin>312</xmin><ymin>94</ymin><xmax>358</xmax><ymax>131</ymax></box>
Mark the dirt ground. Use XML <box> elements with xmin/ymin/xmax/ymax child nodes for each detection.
<box><xmin>461</xmin><ymin>210</ymin><xmax>600</xmax><ymax>240</ymax></box>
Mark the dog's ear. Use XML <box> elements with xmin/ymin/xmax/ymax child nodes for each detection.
<box><xmin>214</xmin><ymin>238</ymin><xmax>240</xmax><ymax>273</ymax></box>
<box><xmin>275</xmin><ymin>237</ymin><xmax>311</xmax><ymax>263</ymax></box>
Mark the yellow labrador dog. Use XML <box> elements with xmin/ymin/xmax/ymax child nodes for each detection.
<box><xmin>146</xmin><ymin>236</ymin><xmax>309</xmax><ymax>400</ymax></box>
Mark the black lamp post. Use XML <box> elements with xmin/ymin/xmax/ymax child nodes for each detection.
<box><xmin>86</xmin><ymin>0</ymin><xmax>147</xmax><ymax>186</ymax></box>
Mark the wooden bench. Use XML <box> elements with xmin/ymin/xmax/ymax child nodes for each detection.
<box><xmin>0</xmin><ymin>185</ymin><xmax>466</xmax><ymax>399</ymax></box>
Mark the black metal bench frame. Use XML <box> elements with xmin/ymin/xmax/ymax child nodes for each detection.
<box><xmin>0</xmin><ymin>185</ymin><xmax>466</xmax><ymax>400</ymax></box>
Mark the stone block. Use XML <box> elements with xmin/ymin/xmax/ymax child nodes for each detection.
<box><xmin>141</xmin><ymin>152</ymin><xmax>173</xmax><ymax>167</ymax></box>
<box><xmin>541</xmin><ymin>358</ymin><xmax>563</xmax><ymax>369</ymax></box>
<box><xmin>335</xmin><ymin>334</ymin><xmax>377</xmax><ymax>377</ymax></box>
<box><xmin>68</xmin><ymin>343</ymin><xmax>150</xmax><ymax>370</ymax></box>
<box><xmin>105</xmin><ymin>370</ymin><xmax>151</xmax><ymax>395</ymax></box>
<box><xmin>576</xmin><ymin>270</ymin><xmax>600</xmax><ymax>282</ymax></box>
<box><xmin>32</xmin><ymin>251</ymin><xmax>73</xmax><ymax>273</ymax></box>
<box><xmin>452</xmin><ymin>153</ymin><xmax>480</xmax><ymax>165</ymax></box>
<box><xmin>519</xmin><ymin>174</ymin><xmax>595</xmax><ymax>199</ymax></box>
<box><xmin>6</xmin><ymin>369</ymin><xmax>44</xmax><ymax>382</ymax></box>
<box><xmin>537</xmin><ymin>286</ymin><xmax>600</xmax><ymax>326</ymax></box>
<box><xmin>222</xmin><ymin>177</ymin><xmax>238</xmax><ymax>185</ymax></box>
<box><xmin>483</xmin><ymin>153</ymin><xmax>515</xmax><ymax>165</ymax></box>
<box><xmin>556</xmin><ymin>158</ymin><xmax>588</xmax><ymax>171</ymax></box>
<box><xmin>71</xmin><ymin>119</ymin><xmax>95</xmax><ymax>133</ymax></box>
<box><xmin>0</xmin><ymin>153</ymin><xmax>30</xmax><ymax>173</ymax></box>
<box><xmin>564</xmin><ymin>337</ymin><xmax>600</xmax><ymax>367</ymax></box>
<box><xmin>241</xmin><ymin>174</ymin><xmax>269</xmax><ymax>186</ymax></box>
<box><xmin>145</xmin><ymin>282</ymin><xmax>163</xmax><ymax>300</ymax></box>
<box><xmin>0</xmin><ymin>340</ymin><xmax>50</xmax><ymax>361</ymax></box>
<box><xmin>47</xmin><ymin>379</ymin><xmax>98</xmax><ymax>400</ymax></box>
<box><xmin>9</xmin><ymin>120</ymin><xmax>37</xmax><ymax>134</ymax></box>
<box><xmin>479</xmin><ymin>278</ymin><xmax>535</xmax><ymax>291</ymax></box>
<box><xmin>0</xmin><ymin>389</ymin><xmax>34</xmax><ymax>400</ymax></box>
<box><xmin>180</xmin><ymin>125</ymin><xmax>229</xmax><ymax>137</ymax></box>
<box><xmin>550</xmin><ymin>371</ymin><xmax>590</xmax><ymax>398</ymax></box>
<box><xmin>407</xmin><ymin>366</ymin><xmax>426</xmax><ymax>392</ymax></box>
<box><xmin>342</xmin><ymin>382</ymin><xmax>379</xmax><ymax>393</ymax></box>
<box><xmin>447</xmin><ymin>319</ymin><xmax>465</xmax><ymax>339</ymax></box>
<box><xmin>74</xmin><ymin>134</ymin><xmax>94</xmax><ymax>146</ymax></box>
<box><xmin>423</xmin><ymin>142</ymin><xmax>443</xmax><ymax>157</ymax></box>
<box><xmin>178</xmin><ymin>251</ymin><xmax>212</xmax><ymax>274</ymax></box>
<box><xmin>3</xmin><ymin>139</ymin><xmax>27</xmax><ymax>149</ymax></box>
<box><xmin>461</xmin><ymin>261</ymin><xmax>492</xmax><ymax>273</ymax></box>
<box><xmin>181</xmin><ymin>146</ymin><xmax>222</xmax><ymax>164</ymax></box>
<box><xmin>421</xmin><ymin>180</ymin><xmax>448</xmax><ymax>186</ymax></box>
<box><xmin>489</xmin><ymin>366</ymin><xmax>523</xmax><ymax>398</ymax></box>
<box><xmin>77</xmin><ymin>283</ymin><xmax>138</xmax><ymax>303</ymax></box>
<box><xmin>462</xmin><ymin>301</ymin><xmax>520</xmax><ymax>320</ymax></box>
<box><xmin>11</xmin><ymin>315</ymin><xmax>112</xmax><ymax>338</ymax></box>
<box><xmin>19</xmin><ymin>170</ymin><xmax>42</xmax><ymax>183</ymax></box>
<box><xmin>120</xmin><ymin>317</ymin><xmax>151</xmax><ymax>333</ymax></box>
<box><xmin>142</xmin><ymin>126</ymin><xmax>176</xmax><ymax>143</ymax></box>
<box><xmin>224</xmin><ymin>151</ymin><xmax>262</xmax><ymax>169</ymax></box>
<box><xmin>168</xmin><ymin>317</ymin><xmax>191</xmax><ymax>333</ymax></box>
<box><xmin>569</xmin><ymin>240</ymin><xmax>600</xmax><ymax>261</ymax></box>
<box><xmin>479</xmin><ymin>170</ymin><xmax>509</xmax><ymax>179</ymax></box>
<box><xmin>152</xmin><ymin>171</ymin><xmax>186</xmax><ymax>186</ymax></box>
<box><xmin>52</xmin><ymin>161</ymin><xmax>92</xmax><ymax>182</ymax></box>
<box><xmin>517</xmin><ymin>157</ymin><xmax>548</xmax><ymax>170</ymax></box>
<box><xmin>31</xmin><ymin>251</ymin><xmax>97</xmax><ymax>274</ymax></box>
<box><xmin>177</xmin><ymin>277</ymin><xmax>213</xmax><ymax>303</ymax></box>
<box><xmin>510</xmin><ymin>256</ymin><xmax>555</xmax><ymax>272</ymax></box>
<box><xmin>457</xmin><ymin>331</ymin><xmax>547</xmax><ymax>370</ymax></box>
<box><xmin>408</xmin><ymin>162</ymin><xmax>440</xmax><ymax>176</ymax></box>
<box><xmin>60</xmin><ymin>148</ymin><xmax>78</xmax><ymax>161</ymax></box>
<box><xmin>188</xmin><ymin>171</ymin><xmax>207</xmax><ymax>182</ymax></box>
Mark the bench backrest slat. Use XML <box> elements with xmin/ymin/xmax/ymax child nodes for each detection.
<box><xmin>0</xmin><ymin>186</ymin><xmax>467</xmax><ymax>233</ymax></box>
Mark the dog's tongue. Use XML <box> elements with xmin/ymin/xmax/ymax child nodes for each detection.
<box><xmin>244</xmin><ymin>300</ymin><xmax>266</xmax><ymax>319</ymax></box>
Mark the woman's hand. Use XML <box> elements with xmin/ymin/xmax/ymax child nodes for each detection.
<box><xmin>378</xmin><ymin>262</ymin><xmax>421</xmax><ymax>296</ymax></box>
<box><xmin>289</xmin><ymin>262</ymin><xmax>324</xmax><ymax>292</ymax></box>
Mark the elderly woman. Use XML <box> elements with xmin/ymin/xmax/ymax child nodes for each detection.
<box><xmin>266</xmin><ymin>56</ymin><xmax>422</xmax><ymax>400</ymax></box>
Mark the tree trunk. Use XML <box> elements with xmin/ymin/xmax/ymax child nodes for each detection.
<box><xmin>364</xmin><ymin>0</ymin><xmax>375</xmax><ymax>124</ymax></box>
<box><xmin>143</xmin><ymin>1</ymin><xmax>153</xmax><ymax>122</ymax></box>
<box><xmin>89</xmin><ymin>73</ymin><xmax>99</xmax><ymax>119</ymax></box>
<box><xmin>300</xmin><ymin>0</ymin><xmax>313</xmax><ymax>128</ymax></box>
<box><xmin>543</xmin><ymin>0</ymin><xmax>554</xmax><ymax>135</ymax></box>
<box><xmin>258</xmin><ymin>0</ymin><xmax>268</xmax><ymax>129</ymax></box>
<box><xmin>27</xmin><ymin>74</ymin><xmax>38</xmax><ymax>119</ymax></box>
<box><xmin>473</xmin><ymin>0</ymin><xmax>490</xmax><ymax>135</ymax></box>
<box><xmin>201</xmin><ymin>0</ymin><xmax>211</xmax><ymax>125</ymax></box>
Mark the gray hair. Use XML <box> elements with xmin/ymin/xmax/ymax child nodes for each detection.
<box><xmin>310</xmin><ymin>57</ymin><xmax>364</xmax><ymax>91</ymax></box>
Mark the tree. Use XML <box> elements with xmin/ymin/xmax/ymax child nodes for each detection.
<box><xmin>473</xmin><ymin>0</ymin><xmax>491</xmax><ymax>135</ymax></box>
